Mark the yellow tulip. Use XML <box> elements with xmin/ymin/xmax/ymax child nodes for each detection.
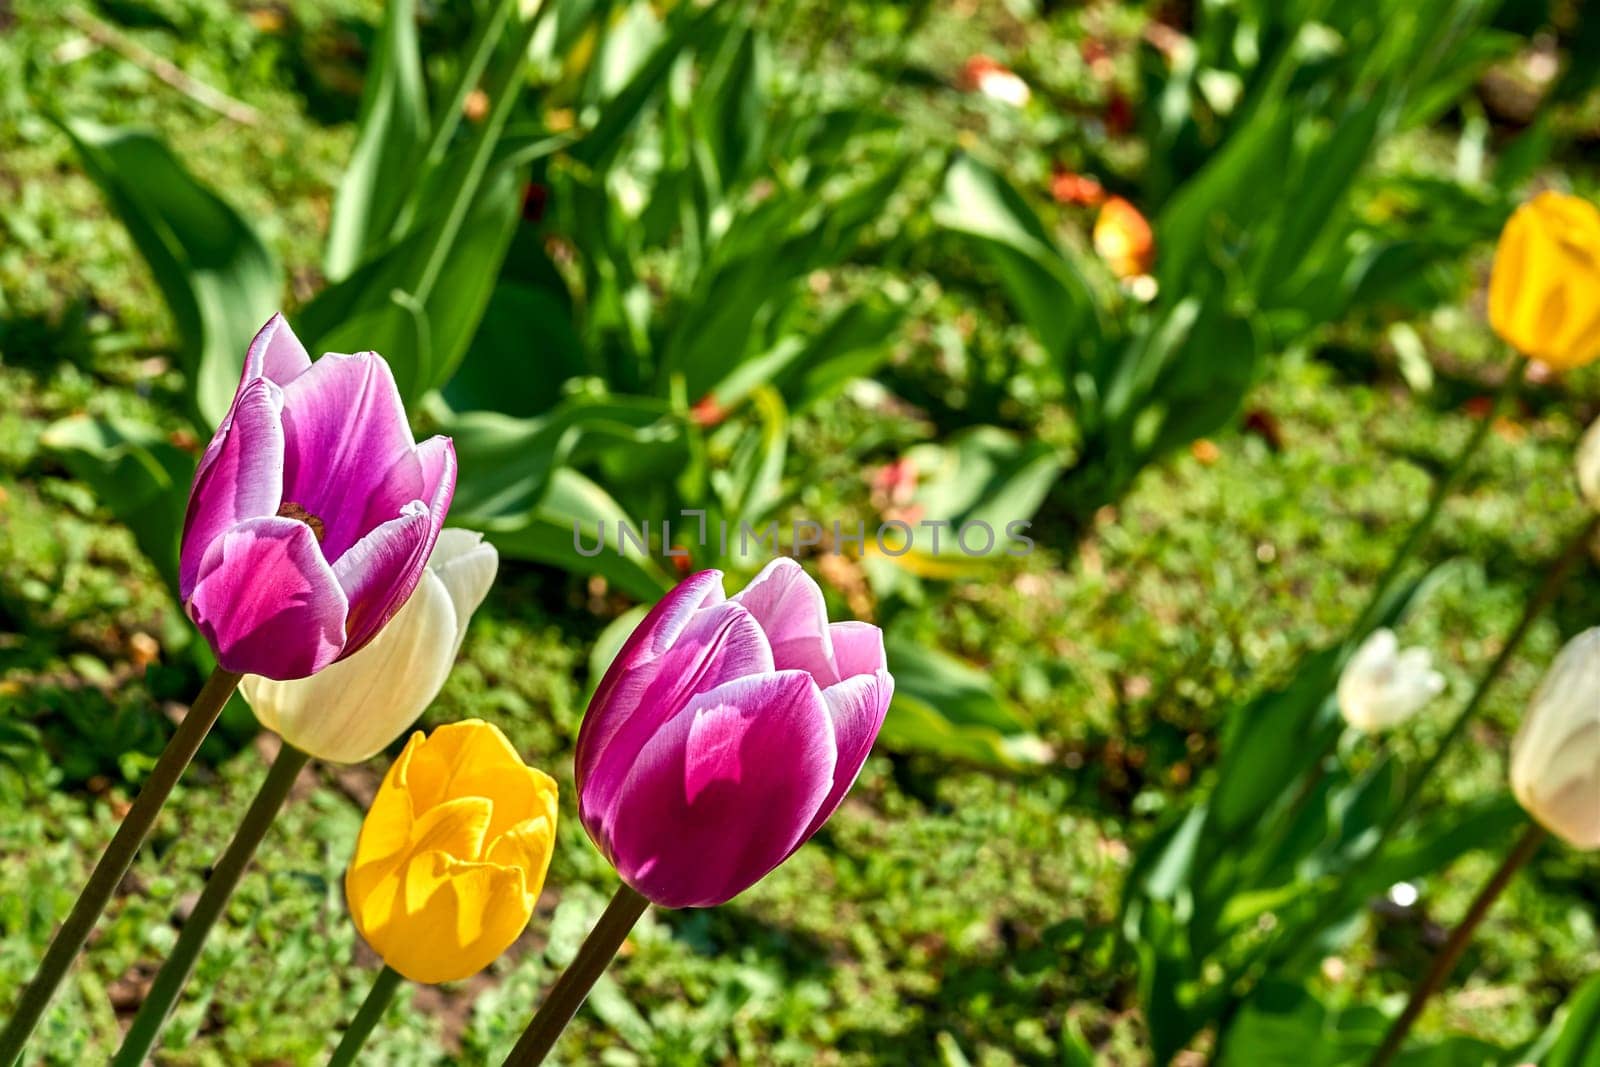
<box><xmin>1488</xmin><ymin>191</ymin><xmax>1600</xmax><ymax>370</ymax></box>
<box><xmin>346</xmin><ymin>720</ymin><xmax>558</xmax><ymax>983</ymax></box>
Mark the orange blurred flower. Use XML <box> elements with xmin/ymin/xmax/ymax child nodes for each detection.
<box><xmin>1094</xmin><ymin>196</ymin><xmax>1155</xmax><ymax>278</ymax></box>
<box><xmin>1050</xmin><ymin>166</ymin><xmax>1105</xmax><ymax>206</ymax></box>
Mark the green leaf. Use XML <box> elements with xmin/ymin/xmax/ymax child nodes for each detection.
<box><xmin>58</xmin><ymin>119</ymin><xmax>282</xmax><ymax>427</ymax></box>
<box><xmin>933</xmin><ymin>154</ymin><xmax>1100</xmax><ymax>363</ymax></box>
<box><xmin>1537</xmin><ymin>973</ymin><xmax>1600</xmax><ymax>1067</ymax></box>
<box><xmin>38</xmin><ymin>414</ymin><xmax>195</xmax><ymax>600</ymax></box>
<box><xmin>464</xmin><ymin>468</ymin><xmax>675</xmax><ymax>601</ymax></box>
<box><xmin>324</xmin><ymin>0</ymin><xmax>430</xmax><ymax>280</ymax></box>
<box><xmin>586</xmin><ymin>604</ymin><xmax>650</xmax><ymax>697</ymax></box>
<box><xmin>299</xmin><ymin>167</ymin><xmax>523</xmax><ymax>402</ymax></box>
<box><xmin>878</xmin><ymin>631</ymin><xmax>1052</xmax><ymax>771</ymax></box>
<box><xmin>1155</xmin><ymin>99</ymin><xmax>1294</xmax><ymax>292</ymax></box>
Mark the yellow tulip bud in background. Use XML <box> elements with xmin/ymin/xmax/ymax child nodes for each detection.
<box><xmin>240</xmin><ymin>529</ymin><xmax>498</xmax><ymax>763</ymax></box>
<box><xmin>1509</xmin><ymin>628</ymin><xmax>1600</xmax><ymax>850</ymax></box>
<box><xmin>346</xmin><ymin>720</ymin><xmax>558</xmax><ymax>983</ymax></box>
<box><xmin>1488</xmin><ymin>191</ymin><xmax>1600</xmax><ymax>370</ymax></box>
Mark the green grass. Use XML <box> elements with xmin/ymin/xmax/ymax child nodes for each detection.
<box><xmin>3</xmin><ymin>0</ymin><xmax>1600</xmax><ymax>1064</ymax></box>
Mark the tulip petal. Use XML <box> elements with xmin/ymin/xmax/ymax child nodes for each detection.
<box><xmin>179</xmin><ymin>376</ymin><xmax>285</xmax><ymax>601</ymax></box>
<box><xmin>731</xmin><ymin>558</ymin><xmax>839</xmax><ymax>685</ymax></box>
<box><xmin>829</xmin><ymin>621</ymin><xmax>887</xmax><ymax>679</ymax></box>
<box><xmin>242</xmin><ymin>312</ymin><xmax>313</xmax><ymax>387</ymax></box>
<box><xmin>802</xmin><ymin>669</ymin><xmax>893</xmax><ymax>840</ymax></box>
<box><xmin>401</xmin><ymin>720</ymin><xmax>553</xmax><ymax>842</ymax></box>
<box><xmin>386</xmin><ymin>855</ymin><xmax>532</xmax><ymax>984</ymax></box>
<box><xmin>279</xmin><ymin>352</ymin><xmax>419</xmax><ymax>558</ymax></box>
<box><xmin>579</xmin><ymin>599</ymin><xmax>775</xmax><ymax>826</ymax></box>
<box><xmin>334</xmin><ymin>501</ymin><xmax>433</xmax><ymax>654</ymax></box>
<box><xmin>605</xmin><ymin>670</ymin><xmax>836</xmax><ymax>908</ymax></box>
<box><xmin>428</xmin><ymin>528</ymin><xmax>499</xmax><ymax>655</ymax></box>
<box><xmin>186</xmin><ymin>515</ymin><xmax>349</xmax><ymax>679</ymax></box>
<box><xmin>239</xmin><ymin>569</ymin><xmax>458</xmax><ymax>762</ymax></box>
<box><xmin>575</xmin><ymin>570</ymin><xmax>728</xmax><ymax>793</ymax></box>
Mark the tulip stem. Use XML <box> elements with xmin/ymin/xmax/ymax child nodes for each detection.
<box><xmin>1367</xmin><ymin>820</ymin><xmax>1546</xmax><ymax>1067</ymax></box>
<box><xmin>1274</xmin><ymin>512</ymin><xmax>1596</xmax><ymax>976</ymax></box>
<box><xmin>112</xmin><ymin>741</ymin><xmax>313</xmax><ymax>1065</ymax></box>
<box><xmin>504</xmin><ymin>883</ymin><xmax>650</xmax><ymax>1066</ymax></box>
<box><xmin>327</xmin><ymin>965</ymin><xmax>404</xmax><ymax>1067</ymax></box>
<box><xmin>1389</xmin><ymin>513</ymin><xmax>1597</xmax><ymax>823</ymax></box>
<box><xmin>1345</xmin><ymin>350</ymin><xmax>1525</xmax><ymax>647</ymax></box>
<box><xmin>0</xmin><ymin>667</ymin><xmax>242</xmax><ymax>1065</ymax></box>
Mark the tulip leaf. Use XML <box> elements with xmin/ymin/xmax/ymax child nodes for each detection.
<box><xmin>461</xmin><ymin>468</ymin><xmax>674</xmax><ymax>601</ymax></box>
<box><xmin>38</xmin><ymin>414</ymin><xmax>196</xmax><ymax>601</ymax></box>
<box><xmin>1538</xmin><ymin>974</ymin><xmax>1600</xmax><ymax>1067</ymax></box>
<box><xmin>323</xmin><ymin>0</ymin><xmax>429</xmax><ymax>281</ymax></box>
<box><xmin>933</xmin><ymin>154</ymin><xmax>1100</xmax><ymax>367</ymax></box>
<box><xmin>58</xmin><ymin>119</ymin><xmax>283</xmax><ymax>428</ymax></box>
<box><xmin>879</xmin><ymin>633</ymin><xmax>1052</xmax><ymax>771</ymax></box>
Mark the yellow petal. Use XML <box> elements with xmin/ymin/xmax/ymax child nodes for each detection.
<box><xmin>370</xmin><ymin>853</ymin><xmax>534</xmax><ymax>984</ymax></box>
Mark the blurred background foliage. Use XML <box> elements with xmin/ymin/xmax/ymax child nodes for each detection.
<box><xmin>1</xmin><ymin>0</ymin><xmax>1599</xmax><ymax>1062</ymax></box>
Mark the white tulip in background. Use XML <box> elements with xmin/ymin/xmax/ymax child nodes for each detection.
<box><xmin>1336</xmin><ymin>628</ymin><xmax>1446</xmax><ymax>732</ymax></box>
<box><xmin>1510</xmin><ymin>627</ymin><xmax>1600</xmax><ymax>850</ymax></box>
<box><xmin>978</xmin><ymin>69</ymin><xmax>1031</xmax><ymax>106</ymax></box>
<box><xmin>240</xmin><ymin>529</ymin><xmax>499</xmax><ymax>763</ymax></box>
<box><xmin>1576</xmin><ymin>414</ymin><xmax>1600</xmax><ymax>512</ymax></box>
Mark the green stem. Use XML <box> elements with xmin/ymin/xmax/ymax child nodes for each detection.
<box><xmin>0</xmin><ymin>668</ymin><xmax>242</xmax><ymax>1065</ymax></box>
<box><xmin>112</xmin><ymin>742</ymin><xmax>312</xmax><ymax>1065</ymax></box>
<box><xmin>328</xmin><ymin>966</ymin><xmax>405</xmax><ymax>1067</ymax></box>
<box><xmin>1367</xmin><ymin>821</ymin><xmax>1546</xmax><ymax>1067</ymax></box>
<box><xmin>1277</xmin><ymin>511</ymin><xmax>1597</xmax><ymax>975</ymax></box>
<box><xmin>503</xmin><ymin>883</ymin><xmax>650</xmax><ymax>1066</ymax></box>
<box><xmin>1344</xmin><ymin>351</ymin><xmax>1525</xmax><ymax>648</ymax></box>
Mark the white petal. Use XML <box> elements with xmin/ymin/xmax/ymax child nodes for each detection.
<box><xmin>1510</xmin><ymin>628</ymin><xmax>1600</xmax><ymax>848</ymax></box>
<box><xmin>240</xmin><ymin>571</ymin><xmax>459</xmax><ymax>762</ymax></box>
<box><xmin>428</xmin><ymin>529</ymin><xmax>499</xmax><ymax>653</ymax></box>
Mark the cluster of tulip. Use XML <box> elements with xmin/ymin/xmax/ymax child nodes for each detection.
<box><xmin>1314</xmin><ymin>190</ymin><xmax>1600</xmax><ymax>1065</ymax></box>
<box><xmin>0</xmin><ymin>316</ymin><xmax>894</xmax><ymax>1064</ymax></box>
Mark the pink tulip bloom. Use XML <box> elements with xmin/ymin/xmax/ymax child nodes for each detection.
<box><xmin>576</xmin><ymin>559</ymin><xmax>894</xmax><ymax>908</ymax></box>
<box><xmin>179</xmin><ymin>315</ymin><xmax>456</xmax><ymax>680</ymax></box>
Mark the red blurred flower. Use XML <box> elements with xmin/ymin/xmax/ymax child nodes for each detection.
<box><xmin>690</xmin><ymin>395</ymin><xmax>726</xmax><ymax>427</ymax></box>
<box><xmin>1106</xmin><ymin>91</ymin><xmax>1136</xmax><ymax>136</ymax></box>
<box><xmin>521</xmin><ymin>183</ymin><xmax>548</xmax><ymax>224</ymax></box>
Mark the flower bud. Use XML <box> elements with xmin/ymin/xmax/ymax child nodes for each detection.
<box><xmin>346</xmin><ymin>720</ymin><xmax>558</xmax><ymax>983</ymax></box>
<box><xmin>240</xmin><ymin>529</ymin><xmax>497</xmax><ymax>763</ymax></box>
<box><xmin>1337</xmin><ymin>628</ymin><xmax>1445</xmax><ymax>732</ymax></box>
<box><xmin>1487</xmin><ymin>192</ymin><xmax>1600</xmax><ymax>370</ymax></box>
<box><xmin>1510</xmin><ymin>628</ymin><xmax>1600</xmax><ymax>850</ymax></box>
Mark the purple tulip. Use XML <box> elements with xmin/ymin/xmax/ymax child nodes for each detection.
<box><xmin>576</xmin><ymin>559</ymin><xmax>894</xmax><ymax>908</ymax></box>
<box><xmin>179</xmin><ymin>315</ymin><xmax>456</xmax><ymax>681</ymax></box>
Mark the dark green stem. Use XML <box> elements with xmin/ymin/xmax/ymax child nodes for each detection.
<box><xmin>1344</xmin><ymin>351</ymin><xmax>1525</xmax><ymax>647</ymax></box>
<box><xmin>503</xmin><ymin>883</ymin><xmax>650</xmax><ymax>1066</ymax></box>
<box><xmin>1367</xmin><ymin>821</ymin><xmax>1546</xmax><ymax>1067</ymax></box>
<box><xmin>112</xmin><ymin>742</ymin><xmax>312</xmax><ymax>1065</ymax></box>
<box><xmin>0</xmin><ymin>668</ymin><xmax>242</xmax><ymax>1065</ymax></box>
<box><xmin>328</xmin><ymin>966</ymin><xmax>405</xmax><ymax>1067</ymax></box>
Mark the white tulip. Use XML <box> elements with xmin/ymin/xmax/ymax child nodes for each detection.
<box><xmin>978</xmin><ymin>69</ymin><xmax>1031</xmax><ymax>108</ymax></box>
<box><xmin>1337</xmin><ymin>628</ymin><xmax>1446</xmax><ymax>732</ymax></box>
<box><xmin>1576</xmin><ymin>414</ymin><xmax>1600</xmax><ymax>512</ymax></box>
<box><xmin>240</xmin><ymin>529</ymin><xmax>498</xmax><ymax>763</ymax></box>
<box><xmin>1510</xmin><ymin>627</ymin><xmax>1600</xmax><ymax>850</ymax></box>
